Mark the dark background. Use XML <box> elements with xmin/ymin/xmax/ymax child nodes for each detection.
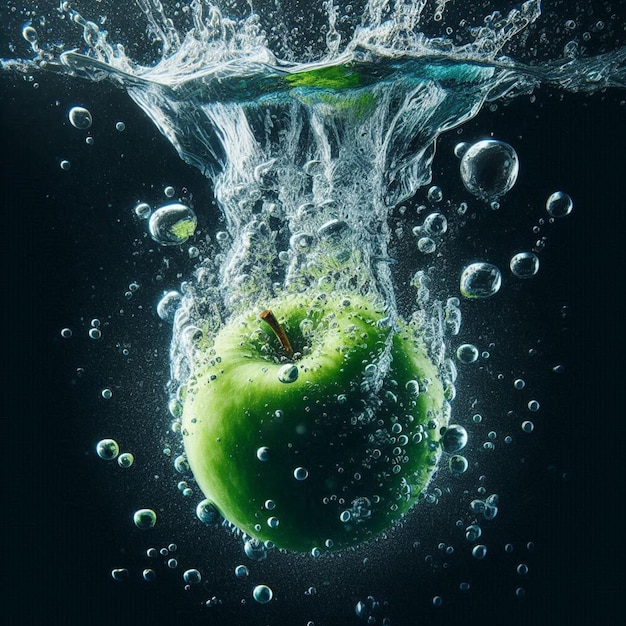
<box><xmin>2</xmin><ymin>64</ymin><xmax>624</xmax><ymax>626</ymax></box>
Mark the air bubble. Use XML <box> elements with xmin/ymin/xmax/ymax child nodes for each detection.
<box><xmin>294</xmin><ymin>467</ymin><xmax>309</xmax><ymax>481</ymax></box>
<box><xmin>134</xmin><ymin>202</ymin><xmax>151</xmax><ymax>219</ymax></box>
<box><xmin>546</xmin><ymin>191</ymin><xmax>573</xmax><ymax>217</ymax></box>
<box><xmin>96</xmin><ymin>439</ymin><xmax>119</xmax><ymax>460</ymax></box>
<box><xmin>149</xmin><ymin>204</ymin><xmax>197</xmax><ymax>246</ymax></box>
<box><xmin>460</xmin><ymin>139</ymin><xmax>519</xmax><ymax>200</ymax></box>
<box><xmin>253</xmin><ymin>584</ymin><xmax>273</xmax><ymax>604</ymax></box>
<box><xmin>442</xmin><ymin>425</ymin><xmax>468</xmax><ymax>453</ymax></box>
<box><xmin>133</xmin><ymin>508</ymin><xmax>157</xmax><ymax>529</ymax></box>
<box><xmin>183</xmin><ymin>569</ymin><xmax>201</xmax><ymax>584</ymax></box>
<box><xmin>510</xmin><ymin>252</ymin><xmax>539</xmax><ymax>278</ymax></box>
<box><xmin>68</xmin><ymin>106</ymin><xmax>92</xmax><ymax>129</ymax></box>
<box><xmin>460</xmin><ymin>263</ymin><xmax>502</xmax><ymax>299</ymax></box>
<box><xmin>456</xmin><ymin>343</ymin><xmax>479</xmax><ymax>364</ymax></box>
<box><xmin>157</xmin><ymin>291</ymin><xmax>182</xmax><ymax>322</ymax></box>
<box><xmin>117</xmin><ymin>452</ymin><xmax>134</xmax><ymax>468</ymax></box>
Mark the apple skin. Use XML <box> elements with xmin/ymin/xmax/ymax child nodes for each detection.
<box><xmin>181</xmin><ymin>291</ymin><xmax>446</xmax><ymax>552</ymax></box>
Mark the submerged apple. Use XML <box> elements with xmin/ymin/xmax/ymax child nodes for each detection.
<box><xmin>181</xmin><ymin>291</ymin><xmax>446</xmax><ymax>552</ymax></box>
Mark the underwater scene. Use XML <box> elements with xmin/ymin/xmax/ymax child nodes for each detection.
<box><xmin>2</xmin><ymin>1</ymin><xmax>624</xmax><ymax>624</ymax></box>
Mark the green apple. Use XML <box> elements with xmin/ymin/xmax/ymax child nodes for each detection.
<box><xmin>181</xmin><ymin>291</ymin><xmax>446</xmax><ymax>553</ymax></box>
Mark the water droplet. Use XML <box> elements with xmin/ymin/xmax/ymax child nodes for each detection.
<box><xmin>442</xmin><ymin>424</ymin><xmax>468</xmax><ymax>453</ymax></box>
<box><xmin>96</xmin><ymin>439</ymin><xmax>119</xmax><ymax>460</ymax></box>
<box><xmin>546</xmin><ymin>191</ymin><xmax>573</xmax><ymax>217</ymax></box>
<box><xmin>257</xmin><ymin>447</ymin><xmax>270</xmax><ymax>461</ymax></box>
<box><xmin>89</xmin><ymin>327</ymin><xmax>101</xmax><ymax>340</ymax></box>
<box><xmin>60</xmin><ymin>328</ymin><xmax>72</xmax><ymax>339</ymax></box>
<box><xmin>133</xmin><ymin>508</ymin><xmax>157</xmax><ymax>529</ymax></box>
<box><xmin>267</xmin><ymin>516</ymin><xmax>280</xmax><ymax>528</ymax></box>
<box><xmin>460</xmin><ymin>139</ymin><xmax>519</xmax><ymax>200</ymax></box>
<box><xmin>164</xmin><ymin>185</ymin><xmax>175</xmax><ymax>198</ymax></box>
<box><xmin>149</xmin><ymin>204</ymin><xmax>197</xmax><ymax>246</ymax></box>
<box><xmin>235</xmin><ymin>564</ymin><xmax>249</xmax><ymax>578</ymax></box>
<box><xmin>195</xmin><ymin>499</ymin><xmax>220</xmax><ymax>524</ymax></box>
<box><xmin>115</xmin><ymin>121</ymin><xmax>126</xmax><ymax>132</ymax></box>
<box><xmin>521</xmin><ymin>420</ymin><xmax>534</xmax><ymax>433</ymax></box>
<box><xmin>527</xmin><ymin>400</ymin><xmax>540</xmax><ymax>412</ymax></box>
<box><xmin>510</xmin><ymin>252</ymin><xmax>540</xmax><ymax>278</ymax></box>
<box><xmin>514</xmin><ymin>378</ymin><xmax>526</xmax><ymax>389</ymax></box>
<box><xmin>59</xmin><ymin>159</ymin><xmax>71</xmax><ymax>171</ymax></box>
<box><xmin>117</xmin><ymin>452</ymin><xmax>134</xmax><ymax>468</ymax></box>
<box><xmin>101</xmin><ymin>388</ymin><xmax>113</xmax><ymax>400</ymax></box>
<box><xmin>278</xmin><ymin>364</ymin><xmax>299</xmax><ymax>383</ymax></box>
<box><xmin>460</xmin><ymin>263</ymin><xmax>502</xmax><ymax>299</ymax></box>
<box><xmin>456</xmin><ymin>343</ymin><xmax>479</xmax><ymax>364</ymax></box>
<box><xmin>253</xmin><ymin>584</ymin><xmax>273</xmax><ymax>604</ymax></box>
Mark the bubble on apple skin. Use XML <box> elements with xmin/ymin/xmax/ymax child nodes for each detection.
<box><xmin>68</xmin><ymin>106</ymin><xmax>92</xmax><ymax>130</ymax></box>
<box><xmin>459</xmin><ymin>139</ymin><xmax>519</xmax><ymax>200</ymax></box>
<box><xmin>133</xmin><ymin>509</ymin><xmax>157</xmax><ymax>529</ymax></box>
<box><xmin>442</xmin><ymin>425</ymin><xmax>468</xmax><ymax>453</ymax></box>
<box><xmin>510</xmin><ymin>252</ymin><xmax>540</xmax><ymax>279</ymax></box>
<box><xmin>546</xmin><ymin>191</ymin><xmax>573</xmax><ymax>217</ymax></box>
<box><xmin>174</xmin><ymin>454</ymin><xmax>190</xmax><ymax>474</ymax></box>
<box><xmin>460</xmin><ymin>263</ymin><xmax>502</xmax><ymax>299</ymax></box>
<box><xmin>96</xmin><ymin>438</ymin><xmax>119</xmax><ymax>460</ymax></box>
<box><xmin>456</xmin><ymin>343</ymin><xmax>479</xmax><ymax>364</ymax></box>
<box><xmin>278</xmin><ymin>363</ymin><xmax>299</xmax><ymax>383</ymax></box>
<box><xmin>244</xmin><ymin>539</ymin><xmax>267</xmax><ymax>562</ymax></box>
<box><xmin>253</xmin><ymin>584</ymin><xmax>273</xmax><ymax>604</ymax></box>
<box><xmin>157</xmin><ymin>290</ymin><xmax>182</xmax><ymax>322</ymax></box>
<box><xmin>148</xmin><ymin>203</ymin><xmax>197</xmax><ymax>246</ymax></box>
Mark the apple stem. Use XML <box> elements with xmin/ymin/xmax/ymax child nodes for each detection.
<box><xmin>260</xmin><ymin>309</ymin><xmax>295</xmax><ymax>359</ymax></box>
